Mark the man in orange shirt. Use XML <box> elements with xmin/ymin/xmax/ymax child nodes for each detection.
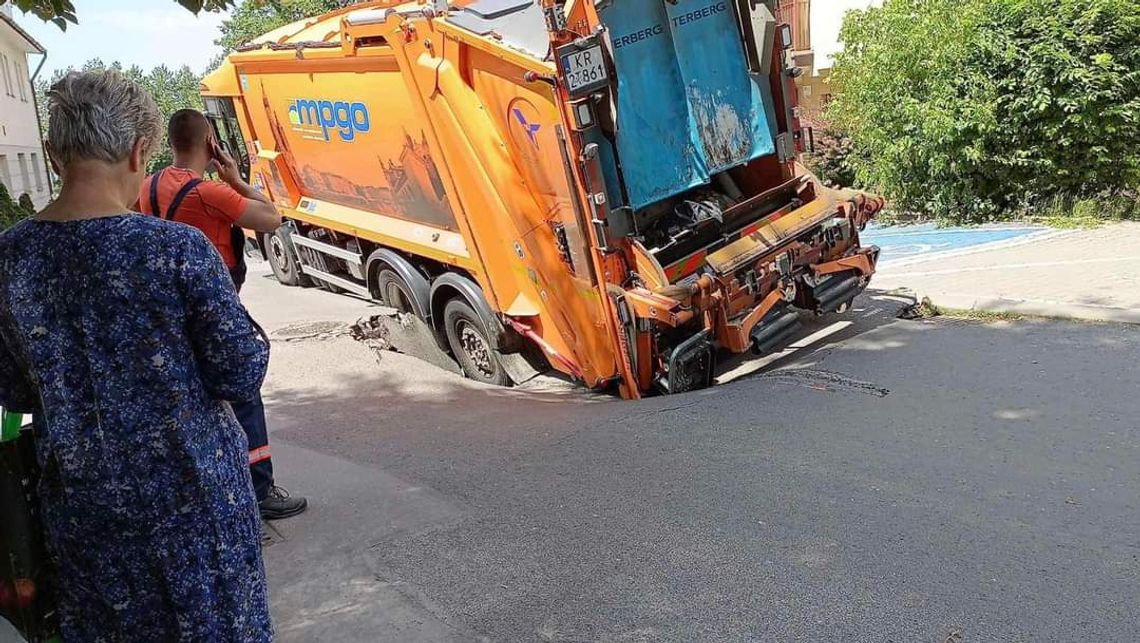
<box><xmin>140</xmin><ymin>109</ymin><xmax>307</xmax><ymax>520</ymax></box>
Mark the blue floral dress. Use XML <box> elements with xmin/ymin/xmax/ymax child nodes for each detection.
<box><xmin>0</xmin><ymin>215</ymin><xmax>272</xmax><ymax>641</ymax></box>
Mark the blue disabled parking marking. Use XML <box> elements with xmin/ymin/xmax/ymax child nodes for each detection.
<box><xmin>861</xmin><ymin>223</ymin><xmax>1046</xmax><ymax>264</ymax></box>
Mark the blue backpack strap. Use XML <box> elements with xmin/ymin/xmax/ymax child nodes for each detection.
<box><xmin>147</xmin><ymin>168</ymin><xmax>165</xmax><ymax>216</ymax></box>
<box><xmin>164</xmin><ymin>178</ymin><xmax>203</xmax><ymax>221</ymax></box>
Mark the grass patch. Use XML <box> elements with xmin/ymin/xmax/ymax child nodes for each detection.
<box><xmin>934</xmin><ymin>306</ymin><xmax>1026</xmax><ymax>322</ymax></box>
<box><xmin>897</xmin><ymin>297</ymin><xmax>1024</xmax><ymax>322</ymax></box>
<box><xmin>1027</xmin><ymin>192</ymin><xmax>1139</xmax><ymax>229</ymax></box>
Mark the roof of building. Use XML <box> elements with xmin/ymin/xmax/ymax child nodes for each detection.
<box><xmin>0</xmin><ymin>10</ymin><xmax>46</xmax><ymax>55</ymax></box>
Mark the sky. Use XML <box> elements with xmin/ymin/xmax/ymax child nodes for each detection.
<box><xmin>812</xmin><ymin>0</ymin><xmax>882</xmax><ymax>70</ymax></box>
<box><xmin>15</xmin><ymin>0</ymin><xmax>229</xmax><ymax>78</ymax></box>
<box><xmin>13</xmin><ymin>0</ymin><xmax>879</xmax><ymax>79</ymax></box>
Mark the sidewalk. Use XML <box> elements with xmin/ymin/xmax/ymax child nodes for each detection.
<box><xmin>871</xmin><ymin>222</ymin><xmax>1140</xmax><ymax>324</ymax></box>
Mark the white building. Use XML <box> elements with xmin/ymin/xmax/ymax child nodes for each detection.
<box><xmin>0</xmin><ymin>5</ymin><xmax>49</xmax><ymax>210</ymax></box>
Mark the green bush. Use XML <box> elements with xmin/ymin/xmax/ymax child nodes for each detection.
<box><xmin>17</xmin><ymin>194</ymin><xmax>35</xmax><ymax>215</ymax></box>
<box><xmin>828</xmin><ymin>0</ymin><xmax>1140</xmax><ymax>223</ymax></box>
<box><xmin>805</xmin><ymin>128</ymin><xmax>858</xmax><ymax>189</ymax></box>
<box><xmin>0</xmin><ymin>183</ymin><xmax>29</xmax><ymax>232</ymax></box>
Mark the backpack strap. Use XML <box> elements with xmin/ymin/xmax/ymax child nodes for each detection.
<box><xmin>147</xmin><ymin>168</ymin><xmax>164</xmax><ymax>217</ymax></box>
<box><xmin>165</xmin><ymin>178</ymin><xmax>203</xmax><ymax>221</ymax></box>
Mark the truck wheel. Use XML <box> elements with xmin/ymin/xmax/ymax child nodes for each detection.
<box><xmin>264</xmin><ymin>231</ymin><xmax>310</xmax><ymax>287</ymax></box>
<box><xmin>443</xmin><ymin>298</ymin><xmax>511</xmax><ymax>387</ymax></box>
<box><xmin>378</xmin><ymin>268</ymin><xmax>422</xmax><ymax>317</ymax></box>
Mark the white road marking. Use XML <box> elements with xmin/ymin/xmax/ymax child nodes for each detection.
<box><xmin>883</xmin><ymin>256</ymin><xmax>1140</xmax><ymax>278</ymax></box>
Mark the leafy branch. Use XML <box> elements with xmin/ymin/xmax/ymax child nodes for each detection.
<box><xmin>2</xmin><ymin>0</ymin><xmax>240</xmax><ymax>30</ymax></box>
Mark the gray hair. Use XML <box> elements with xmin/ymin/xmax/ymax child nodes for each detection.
<box><xmin>45</xmin><ymin>70</ymin><xmax>162</xmax><ymax>167</ymax></box>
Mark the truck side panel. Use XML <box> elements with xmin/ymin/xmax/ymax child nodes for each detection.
<box><xmin>246</xmin><ymin>68</ymin><xmax>458</xmax><ymax>230</ymax></box>
<box><xmin>393</xmin><ymin>28</ymin><xmax>619</xmax><ymax>386</ymax></box>
<box><xmin>463</xmin><ymin>49</ymin><xmax>615</xmax><ymax>376</ymax></box>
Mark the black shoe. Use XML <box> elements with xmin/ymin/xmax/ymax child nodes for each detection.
<box><xmin>259</xmin><ymin>486</ymin><xmax>308</xmax><ymax>520</ymax></box>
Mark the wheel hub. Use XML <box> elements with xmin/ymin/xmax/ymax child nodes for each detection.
<box><xmin>269</xmin><ymin>236</ymin><xmax>289</xmax><ymax>269</ymax></box>
<box><xmin>458</xmin><ymin>321</ymin><xmax>494</xmax><ymax>377</ymax></box>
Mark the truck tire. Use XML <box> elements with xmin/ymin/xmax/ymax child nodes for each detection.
<box><xmin>378</xmin><ymin>268</ymin><xmax>425</xmax><ymax>318</ymax></box>
<box><xmin>443</xmin><ymin>298</ymin><xmax>511</xmax><ymax>387</ymax></box>
<box><xmin>263</xmin><ymin>230</ymin><xmax>310</xmax><ymax>287</ymax></box>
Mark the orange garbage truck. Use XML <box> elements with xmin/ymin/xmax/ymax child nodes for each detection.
<box><xmin>201</xmin><ymin>0</ymin><xmax>884</xmax><ymax>399</ymax></box>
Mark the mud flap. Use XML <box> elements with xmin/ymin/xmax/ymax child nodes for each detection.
<box><xmin>661</xmin><ymin>330</ymin><xmax>715</xmax><ymax>395</ymax></box>
<box><xmin>497</xmin><ymin>352</ymin><xmax>544</xmax><ymax>387</ymax></box>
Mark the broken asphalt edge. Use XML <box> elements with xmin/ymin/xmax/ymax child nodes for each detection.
<box><xmin>889</xmin><ymin>287</ymin><xmax>1140</xmax><ymax>325</ymax></box>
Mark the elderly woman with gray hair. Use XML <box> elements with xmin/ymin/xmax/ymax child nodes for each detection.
<box><xmin>0</xmin><ymin>71</ymin><xmax>272</xmax><ymax>639</ymax></box>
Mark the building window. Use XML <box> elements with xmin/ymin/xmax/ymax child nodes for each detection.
<box><xmin>1</xmin><ymin>55</ymin><xmax>10</xmax><ymax>97</ymax></box>
<box><xmin>31</xmin><ymin>153</ymin><xmax>43</xmax><ymax>192</ymax></box>
<box><xmin>18</xmin><ymin>64</ymin><xmax>27</xmax><ymax>102</ymax></box>
<box><xmin>0</xmin><ymin>155</ymin><xmax>10</xmax><ymax>191</ymax></box>
<box><xmin>17</xmin><ymin>153</ymin><xmax>30</xmax><ymax>194</ymax></box>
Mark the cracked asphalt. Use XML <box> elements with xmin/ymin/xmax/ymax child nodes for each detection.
<box><xmin>242</xmin><ymin>263</ymin><xmax>1140</xmax><ymax>642</ymax></box>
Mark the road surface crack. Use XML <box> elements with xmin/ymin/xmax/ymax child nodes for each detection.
<box><xmin>759</xmin><ymin>368</ymin><xmax>890</xmax><ymax>397</ymax></box>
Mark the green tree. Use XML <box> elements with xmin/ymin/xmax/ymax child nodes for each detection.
<box><xmin>0</xmin><ymin>183</ymin><xmax>27</xmax><ymax>231</ymax></box>
<box><xmin>805</xmin><ymin>128</ymin><xmax>858</xmax><ymax>189</ymax></box>
<box><xmin>36</xmin><ymin>61</ymin><xmax>204</xmax><ymax>173</ymax></box>
<box><xmin>2</xmin><ymin>0</ymin><xmax>236</xmax><ymax>30</ymax></box>
<box><xmin>215</xmin><ymin>0</ymin><xmax>346</xmax><ymax>53</ymax></box>
<box><xmin>17</xmin><ymin>194</ymin><xmax>34</xmax><ymax>214</ymax></box>
<box><xmin>829</xmin><ymin>0</ymin><xmax>1140</xmax><ymax>222</ymax></box>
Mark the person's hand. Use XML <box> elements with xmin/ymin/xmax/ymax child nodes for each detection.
<box><xmin>212</xmin><ymin>141</ymin><xmax>244</xmax><ymax>187</ymax></box>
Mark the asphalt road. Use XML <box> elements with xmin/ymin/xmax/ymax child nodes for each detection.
<box><xmin>108</xmin><ymin>263</ymin><xmax>1140</xmax><ymax>642</ymax></box>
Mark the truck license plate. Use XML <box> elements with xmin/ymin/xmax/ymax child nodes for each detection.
<box><xmin>562</xmin><ymin>45</ymin><xmax>608</xmax><ymax>95</ymax></box>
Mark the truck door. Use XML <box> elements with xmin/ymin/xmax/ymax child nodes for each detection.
<box><xmin>203</xmin><ymin>97</ymin><xmax>251</xmax><ymax>182</ymax></box>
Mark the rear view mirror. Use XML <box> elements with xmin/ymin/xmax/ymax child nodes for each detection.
<box><xmin>780</xmin><ymin>24</ymin><xmax>794</xmax><ymax>50</ymax></box>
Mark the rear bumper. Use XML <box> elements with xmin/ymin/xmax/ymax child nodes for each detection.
<box><xmin>623</xmin><ymin>186</ymin><xmax>884</xmax><ymax>393</ymax></box>
<box><xmin>716</xmin><ymin>243</ymin><xmax>880</xmax><ymax>354</ymax></box>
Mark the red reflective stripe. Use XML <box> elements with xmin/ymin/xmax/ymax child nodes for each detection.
<box><xmin>665</xmin><ymin>251</ymin><xmax>707</xmax><ymax>282</ymax></box>
<box><xmin>741</xmin><ymin>221</ymin><xmax>765</xmax><ymax>237</ymax></box>
<box><xmin>248</xmin><ymin>446</ymin><xmax>272</xmax><ymax>465</ymax></box>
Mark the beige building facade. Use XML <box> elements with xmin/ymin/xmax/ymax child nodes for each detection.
<box><xmin>779</xmin><ymin>0</ymin><xmax>881</xmax><ymax>122</ymax></box>
<box><xmin>0</xmin><ymin>5</ymin><xmax>49</xmax><ymax>210</ymax></box>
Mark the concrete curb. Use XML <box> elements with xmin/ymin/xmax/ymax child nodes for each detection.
<box><xmin>891</xmin><ymin>288</ymin><xmax>1140</xmax><ymax>325</ymax></box>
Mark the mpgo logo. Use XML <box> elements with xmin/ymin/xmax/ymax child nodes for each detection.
<box><xmin>287</xmin><ymin>98</ymin><xmax>371</xmax><ymax>142</ymax></box>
